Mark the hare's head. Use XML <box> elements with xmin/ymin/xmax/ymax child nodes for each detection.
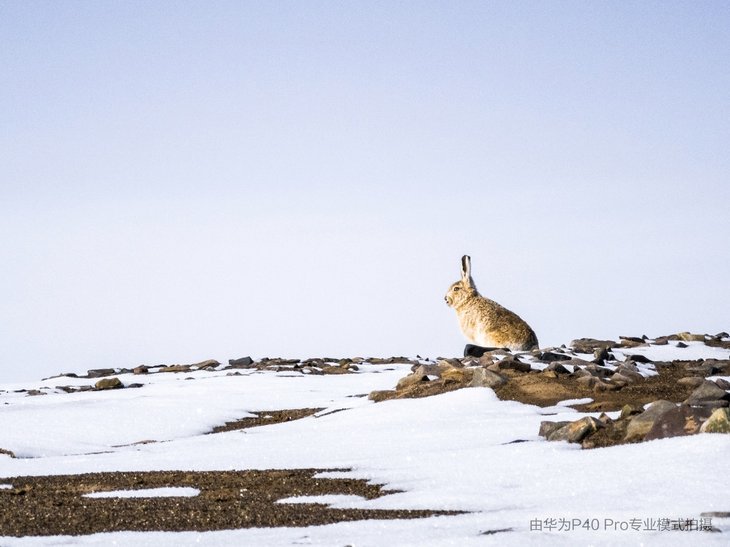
<box><xmin>444</xmin><ymin>255</ymin><xmax>478</xmax><ymax>308</ymax></box>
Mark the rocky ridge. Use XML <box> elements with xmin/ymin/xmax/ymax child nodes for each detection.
<box><xmin>3</xmin><ymin>331</ymin><xmax>729</xmax><ymax>451</ymax></box>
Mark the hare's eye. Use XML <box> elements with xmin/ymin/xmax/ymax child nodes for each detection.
<box><xmin>453</xmin><ymin>286</ymin><xmax>460</xmax><ymax>291</ymax></box>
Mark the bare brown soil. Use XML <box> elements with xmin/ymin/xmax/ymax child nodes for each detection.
<box><xmin>209</xmin><ymin>408</ymin><xmax>324</xmax><ymax>433</ymax></box>
<box><xmin>495</xmin><ymin>363</ymin><xmax>697</xmax><ymax>412</ymax></box>
<box><xmin>0</xmin><ymin>469</ymin><xmax>452</xmax><ymax>537</ymax></box>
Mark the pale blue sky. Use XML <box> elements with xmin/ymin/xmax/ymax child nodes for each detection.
<box><xmin>2</xmin><ymin>1</ymin><xmax>728</xmax><ymax>382</ymax></box>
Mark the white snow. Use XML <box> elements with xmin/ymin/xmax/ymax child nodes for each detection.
<box><xmin>276</xmin><ymin>494</ymin><xmax>370</xmax><ymax>507</ymax></box>
<box><xmin>83</xmin><ymin>487</ymin><xmax>200</xmax><ymax>499</ymax></box>
<box><xmin>1</xmin><ymin>350</ymin><xmax>729</xmax><ymax>546</ymax></box>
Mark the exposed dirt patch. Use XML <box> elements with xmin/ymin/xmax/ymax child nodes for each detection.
<box><xmin>494</xmin><ymin>363</ymin><xmax>697</xmax><ymax>412</ymax></box>
<box><xmin>209</xmin><ymin>408</ymin><xmax>324</xmax><ymax>434</ymax></box>
<box><xmin>0</xmin><ymin>469</ymin><xmax>453</xmax><ymax>537</ymax></box>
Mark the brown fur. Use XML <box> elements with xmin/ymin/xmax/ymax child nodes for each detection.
<box><xmin>445</xmin><ymin>256</ymin><xmax>539</xmax><ymax>351</ymax></box>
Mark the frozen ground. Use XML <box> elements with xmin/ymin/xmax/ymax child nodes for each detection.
<box><xmin>1</xmin><ymin>344</ymin><xmax>729</xmax><ymax>546</ymax></box>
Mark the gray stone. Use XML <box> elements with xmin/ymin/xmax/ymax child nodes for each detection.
<box><xmin>613</xmin><ymin>366</ymin><xmax>645</xmax><ymax>382</ymax></box>
<box><xmin>569</xmin><ymin>338</ymin><xmax>617</xmax><ymax>354</ymax></box>
<box><xmin>584</xmin><ymin>364</ymin><xmax>613</xmax><ymax>379</ymax></box>
<box><xmin>492</xmin><ymin>356</ymin><xmax>532</xmax><ymax>373</ymax></box>
<box><xmin>547</xmin><ymin>417</ymin><xmax>603</xmax><ymax>443</ymax></box>
<box><xmin>644</xmin><ymin>404</ymin><xmax>713</xmax><ymax>441</ymax></box>
<box><xmin>685</xmin><ymin>381</ymin><xmax>730</xmax><ymax>405</ymax></box>
<box><xmin>87</xmin><ymin>368</ymin><xmax>116</xmax><ymax>378</ymax></box>
<box><xmin>715</xmin><ymin>378</ymin><xmax>730</xmax><ymax>390</ymax></box>
<box><xmin>538</xmin><ymin>352</ymin><xmax>571</xmax><ymax>363</ymax></box>
<box><xmin>626</xmin><ymin>354</ymin><xmax>653</xmax><ymax>364</ymax></box>
<box><xmin>545</xmin><ymin>362</ymin><xmax>571</xmax><ymax>374</ymax></box>
<box><xmin>471</xmin><ymin>368</ymin><xmax>507</xmax><ymax>388</ymax></box>
<box><xmin>539</xmin><ymin>421</ymin><xmax>571</xmax><ymax>438</ymax></box>
<box><xmin>228</xmin><ymin>356</ymin><xmax>254</xmax><ymax>368</ymax></box>
<box><xmin>625</xmin><ymin>400</ymin><xmax>677</xmax><ymax>441</ymax></box>
<box><xmin>610</xmin><ymin>374</ymin><xmax>636</xmax><ymax>385</ymax></box>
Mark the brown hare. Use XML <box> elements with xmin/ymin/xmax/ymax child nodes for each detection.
<box><xmin>445</xmin><ymin>255</ymin><xmax>539</xmax><ymax>351</ymax></box>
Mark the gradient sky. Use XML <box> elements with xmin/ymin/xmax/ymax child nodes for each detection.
<box><xmin>2</xmin><ymin>1</ymin><xmax>729</xmax><ymax>382</ymax></box>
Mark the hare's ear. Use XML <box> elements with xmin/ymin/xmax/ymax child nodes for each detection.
<box><xmin>461</xmin><ymin>255</ymin><xmax>471</xmax><ymax>281</ymax></box>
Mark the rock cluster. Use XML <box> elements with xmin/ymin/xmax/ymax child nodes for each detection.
<box><xmin>12</xmin><ymin>356</ymin><xmax>425</xmax><ymax>397</ymax></box>
<box><xmin>370</xmin><ymin>332</ymin><xmax>730</xmax><ymax>448</ymax></box>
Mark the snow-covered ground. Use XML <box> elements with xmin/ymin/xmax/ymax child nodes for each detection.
<box><xmin>2</xmin><ymin>346</ymin><xmax>730</xmax><ymax>546</ymax></box>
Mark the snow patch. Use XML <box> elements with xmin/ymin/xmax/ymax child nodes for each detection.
<box><xmin>276</xmin><ymin>494</ymin><xmax>369</xmax><ymax>508</ymax></box>
<box><xmin>83</xmin><ymin>487</ymin><xmax>200</xmax><ymax>499</ymax></box>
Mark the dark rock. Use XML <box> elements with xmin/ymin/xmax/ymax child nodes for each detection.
<box><xmin>686</xmin><ymin>359</ymin><xmax>730</xmax><ymax>376</ymax></box>
<box><xmin>584</xmin><ymin>364</ymin><xmax>613</xmax><ymax>379</ymax></box>
<box><xmin>492</xmin><ymin>357</ymin><xmax>532</xmax><ymax>373</ymax></box>
<box><xmin>545</xmin><ymin>362</ymin><xmax>570</xmax><ymax>374</ymax></box>
<box><xmin>0</xmin><ymin>448</ymin><xmax>16</xmax><ymax>458</ymax></box>
<box><xmin>612</xmin><ymin>366</ymin><xmax>645</xmax><ymax>383</ymax></box>
<box><xmin>228</xmin><ymin>356</ymin><xmax>254</xmax><ymax>368</ymax></box>
<box><xmin>547</xmin><ymin>417</ymin><xmax>603</xmax><ymax>443</ymax></box>
<box><xmin>625</xmin><ymin>400</ymin><xmax>677</xmax><ymax>441</ymax></box>
<box><xmin>685</xmin><ymin>381</ymin><xmax>730</xmax><ymax>406</ymax></box>
<box><xmin>537</xmin><ymin>352</ymin><xmax>571</xmax><ymax>363</ymax></box>
<box><xmin>87</xmin><ymin>368</ymin><xmax>116</xmax><ymax>379</ymax></box>
<box><xmin>627</xmin><ymin>354</ymin><xmax>653</xmax><ymax>364</ymax></box>
<box><xmin>471</xmin><ymin>368</ymin><xmax>507</xmax><ymax>388</ymax></box>
<box><xmin>464</xmin><ymin>344</ymin><xmax>505</xmax><ymax>357</ymax></box>
<box><xmin>676</xmin><ymin>342</ymin><xmax>688</xmax><ymax>348</ymax></box>
<box><xmin>593</xmin><ymin>347</ymin><xmax>611</xmax><ymax>363</ymax></box>
<box><xmin>715</xmin><ymin>378</ymin><xmax>730</xmax><ymax>390</ymax></box>
<box><xmin>700</xmin><ymin>408</ymin><xmax>730</xmax><ymax>433</ymax></box>
<box><xmin>539</xmin><ymin>421</ymin><xmax>571</xmax><ymax>438</ymax></box>
<box><xmin>133</xmin><ymin>366</ymin><xmax>149</xmax><ymax>375</ymax></box>
<box><xmin>26</xmin><ymin>390</ymin><xmax>46</xmax><ymax>396</ymax></box>
<box><xmin>95</xmin><ymin>377</ymin><xmax>123</xmax><ymax>390</ymax></box>
<box><xmin>644</xmin><ymin>404</ymin><xmax>713</xmax><ymax>441</ymax></box>
<box><xmin>569</xmin><ymin>338</ymin><xmax>617</xmax><ymax>354</ymax></box>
